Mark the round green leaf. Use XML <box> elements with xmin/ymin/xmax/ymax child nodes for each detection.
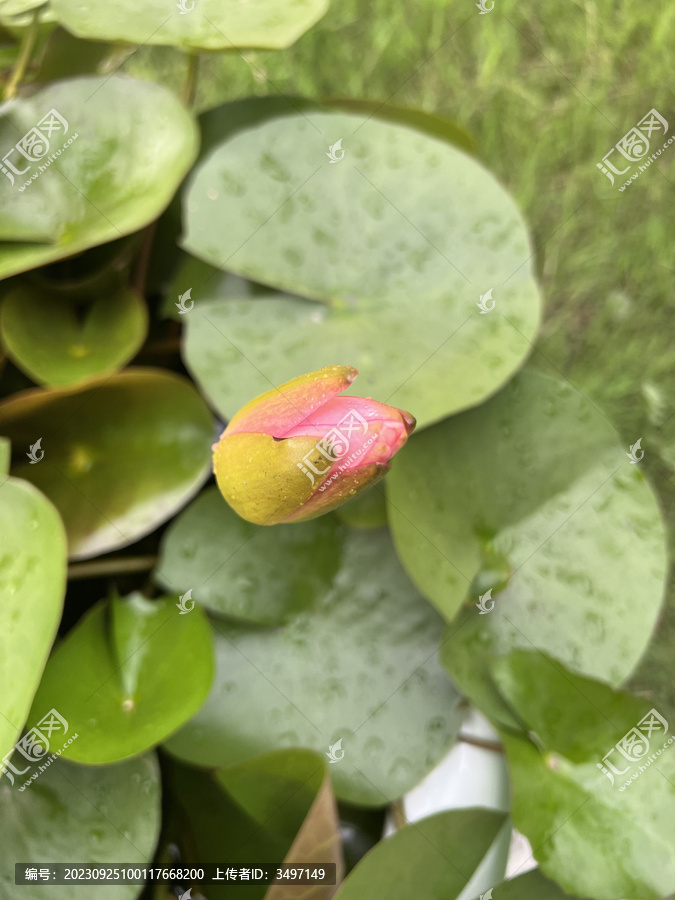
<box><xmin>334</xmin><ymin>808</ymin><xmax>507</xmax><ymax>900</ymax></box>
<box><xmin>0</xmin><ymin>476</ymin><xmax>66</xmax><ymax>766</ymax></box>
<box><xmin>50</xmin><ymin>0</ymin><xmax>329</xmax><ymax>50</ymax></box>
<box><xmin>0</xmin><ymin>283</ymin><xmax>148</xmax><ymax>387</ymax></box>
<box><xmin>0</xmin><ymin>753</ymin><xmax>161</xmax><ymax>900</ymax></box>
<box><xmin>181</xmin><ymin>110</ymin><xmax>541</xmax><ymax>428</ymax></box>
<box><xmin>164</xmin><ymin>527</ymin><xmax>464</xmax><ymax>806</ymax></box>
<box><xmin>387</xmin><ymin>371</ymin><xmax>667</xmax><ymax>698</ymax></box>
<box><xmin>0</xmin><ymin>368</ymin><xmax>214</xmax><ymax>559</ymax></box>
<box><xmin>0</xmin><ymin>75</ymin><xmax>198</xmax><ymax>280</ymax></box>
<box><xmin>26</xmin><ymin>593</ymin><xmax>214</xmax><ymax>764</ymax></box>
<box><xmin>491</xmin><ymin>651</ymin><xmax>675</xmax><ymax>899</ymax></box>
<box><xmin>155</xmin><ymin>486</ymin><xmax>343</xmax><ymax>625</ymax></box>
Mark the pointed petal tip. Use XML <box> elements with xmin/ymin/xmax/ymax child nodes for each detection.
<box><xmin>341</xmin><ymin>365</ymin><xmax>358</xmax><ymax>383</ymax></box>
<box><xmin>375</xmin><ymin>462</ymin><xmax>392</xmax><ymax>473</ymax></box>
<box><xmin>401</xmin><ymin>410</ymin><xmax>416</xmax><ymax>435</ymax></box>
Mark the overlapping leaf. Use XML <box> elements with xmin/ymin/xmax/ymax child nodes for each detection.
<box><xmin>491</xmin><ymin>651</ymin><xmax>675</xmax><ymax>899</ymax></box>
<box><xmin>165</xmin><ymin>526</ymin><xmax>464</xmax><ymax>805</ymax></box>
<box><xmin>386</xmin><ymin>371</ymin><xmax>667</xmax><ymax>722</ymax></box>
<box><xmin>0</xmin><ymin>76</ymin><xmax>198</xmax><ymax>279</ymax></box>
<box><xmin>181</xmin><ymin>110</ymin><xmax>541</xmax><ymax>428</ymax></box>
<box><xmin>0</xmin><ymin>368</ymin><xmax>214</xmax><ymax>559</ymax></box>
<box><xmin>172</xmin><ymin>749</ymin><xmax>342</xmax><ymax>900</ymax></box>
<box><xmin>334</xmin><ymin>808</ymin><xmax>506</xmax><ymax>900</ymax></box>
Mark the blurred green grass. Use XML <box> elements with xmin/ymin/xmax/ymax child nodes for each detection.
<box><xmin>126</xmin><ymin>0</ymin><xmax>675</xmax><ymax>713</ymax></box>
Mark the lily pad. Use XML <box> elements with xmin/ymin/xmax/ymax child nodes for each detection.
<box><xmin>387</xmin><ymin>371</ymin><xmax>667</xmax><ymax>702</ymax></box>
<box><xmin>0</xmin><ymin>368</ymin><xmax>214</xmax><ymax>559</ymax></box>
<box><xmin>0</xmin><ymin>753</ymin><xmax>161</xmax><ymax>900</ymax></box>
<box><xmin>26</xmin><ymin>593</ymin><xmax>214</xmax><ymax>764</ymax></box>
<box><xmin>51</xmin><ymin>0</ymin><xmax>329</xmax><ymax>51</ymax></box>
<box><xmin>491</xmin><ymin>651</ymin><xmax>675</xmax><ymax>900</ymax></box>
<box><xmin>0</xmin><ymin>477</ymin><xmax>66</xmax><ymax>768</ymax></box>
<box><xmin>164</xmin><ymin>527</ymin><xmax>465</xmax><ymax>806</ymax></box>
<box><xmin>172</xmin><ymin>749</ymin><xmax>342</xmax><ymax>900</ymax></box>
<box><xmin>0</xmin><ymin>283</ymin><xmax>148</xmax><ymax>387</ymax></box>
<box><xmin>0</xmin><ymin>75</ymin><xmax>198</xmax><ymax>279</ymax></box>
<box><xmin>334</xmin><ymin>808</ymin><xmax>506</xmax><ymax>900</ymax></box>
<box><xmin>181</xmin><ymin>110</ymin><xmax>541</xmax><ymax>428</ymax></box>
<box><xmin>155</xmin><ymin>486</ymin><xmax>344</xmax><ymax>625</ymax></box>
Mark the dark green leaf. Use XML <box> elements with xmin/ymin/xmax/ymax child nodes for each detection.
<box><xmin>34</xmin><ymin>26</ymin><xmax>112</xmax><ymax>82</ymax></box>
<box><xmin>170</xmin><ymin>749</ymin><xmax>342</xmax><ymax>900</ymax></box>
<box><xmin>334</xmin><ymin>808</ymin><xmax>506</xmax><ymax>900</ymax></box>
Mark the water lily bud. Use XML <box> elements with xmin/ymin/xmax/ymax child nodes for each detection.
<box><xmin>213</xmin><ymin>365</ymin><xmax>415</xmax><ymax>525</ymax></box>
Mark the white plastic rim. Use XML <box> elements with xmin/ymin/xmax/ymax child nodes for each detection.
<box><xmin>384</xmin><ymin>709</ymin><xmax>537</xmax><ymax>898</ymax></box>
